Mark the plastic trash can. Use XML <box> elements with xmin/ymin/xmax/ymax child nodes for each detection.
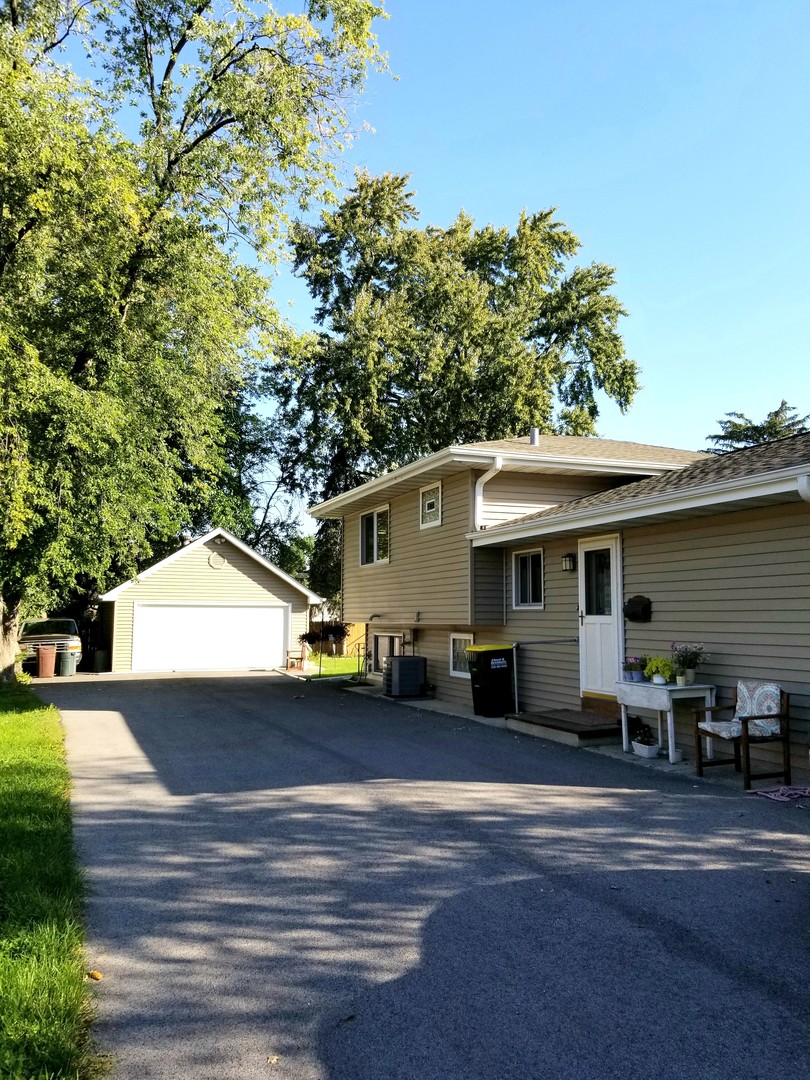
<box><xmin>58</xmin><ymin>652</ymin><xmax>77</xmax><ymax>676</ymax></box>
<box><xmin>36</xmin><ymin>645</ymin><xmax>57</xmax><ymax>679</ymax></box>
<box><xmin>466</xmin><ymin>644</ymin><xmax>515</xmax><ymax>717</ymax></box>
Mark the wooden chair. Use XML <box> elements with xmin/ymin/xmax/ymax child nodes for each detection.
<box><xmin>285</xmin><ymin>649</ymin><xmax>305</xmax><ymax>670</ymax></box>
<box><xmin>693</xmin><ymin>679</ymin><xmax>791</xmax><ymax>790</ymax></box>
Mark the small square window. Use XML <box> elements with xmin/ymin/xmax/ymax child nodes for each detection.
<box><xmin>450</xmin><ymin>633</ymin><xmax>473</xmax><ymax>678</ymax></box>
<box><xmin>513</xmin><ymin>549</ymin><xmax>544</xmax><ymax>608</ymax></box>
<box><xmin>360</xmin><ymin>507</ymin><xmax>390</xmax><ymax>565</ymax></box>
<box><xmin>420</xmin><ymin>483</ymin><xmax>441</xmax><ymax>528</ymax></box>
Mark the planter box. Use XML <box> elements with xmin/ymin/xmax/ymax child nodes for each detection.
<box><xmin>631</xmin><ymin>741</ymin><xmax>660</xmax><ymax>758</ymax></box>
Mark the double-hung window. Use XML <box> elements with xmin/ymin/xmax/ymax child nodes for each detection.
<box><xmin>360</xmin><ymin>506</ymin><xmax>389</xmax><ymax>565</ymax></box>
<box><xmin>513</xmin><ymin>549</ymin><xmax>544</xmax><ymax>608</ymax></box>
<box><xmin>420</xmin><ymin>483</ymin><xmax>442</xmax><ymax>528</ymax></box>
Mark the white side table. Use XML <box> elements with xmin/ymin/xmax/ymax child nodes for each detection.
<box><xmin>615</xmin><ymin>681</ymin><xmax>716</xmax><ymax>764</ymax></box>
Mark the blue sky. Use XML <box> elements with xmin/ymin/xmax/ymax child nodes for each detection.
<box><xmin>280</xmin><ymin>0</ymin><xmax>809</xmax><ymax>452</ymax></box>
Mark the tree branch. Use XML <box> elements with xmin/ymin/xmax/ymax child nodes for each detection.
<box><xmin>157</xmin><ymin>0</ymin><xmax>211</xmax><ymax>110</ymax></box>
<box><xmin>133</xmin><ymin>0</ymin><xmax>158</xmax><ymax>119</ymax></box>
<box><xmin>42</xmin><ymin>0</ymin><xmax>95</xmax><ymax>52</ymax></box>
<box><xmin>165</xmin><ymin>114</ymin><xmax>238</xmax><ymax>173</ymax></box>
<box><xmin>0</xmin><ymin>216</ymin><xmax>38</xmax><ymax>279</ymax></box>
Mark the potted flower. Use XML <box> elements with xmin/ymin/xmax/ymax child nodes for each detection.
<box><xmin>670</xmin><ymin>642</ymin><xmax>708</xmax><ymax>685</ymax></box>
<box><xmin>630</xmin><ymin>722</ymin><xmax>660</xmax><ymax>758</ymax></box>
<box><xmin>644</xmin><ymin>656</ymin><xmax>673</xmax><ymax>685</ymax></box>
<box><xmin>622</xmin><ymin>658</ymin><xmax>643</xmax><ymax>682</ymax></box>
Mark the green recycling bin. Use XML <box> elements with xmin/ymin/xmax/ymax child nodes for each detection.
<box><xmin>466</xmin><ymin>644</ymin><xmax>515</xmax><ymax>717</ymax></box>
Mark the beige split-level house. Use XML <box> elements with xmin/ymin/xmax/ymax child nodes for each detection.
<box><xmin>310</xmin><ymin>431</ymin><xmax>810</xmax><ymax>780</ymax></box>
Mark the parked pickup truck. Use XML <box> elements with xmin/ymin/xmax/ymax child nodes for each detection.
<box><xmin>19</xmin><ymin>619</ymin><xmax>83</xmax><ymax>665</ymax></box>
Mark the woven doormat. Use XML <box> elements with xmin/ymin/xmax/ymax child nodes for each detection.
<box><xmin>746</xmin><ymin>786</ymin><xmax>810</xmax><ymax>802</ymax></box>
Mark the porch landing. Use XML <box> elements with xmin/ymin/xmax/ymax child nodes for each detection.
<box><xmin>505</xmin><ymin>709</ymin><xmax>622</xmax><ymax>748</ymax></box>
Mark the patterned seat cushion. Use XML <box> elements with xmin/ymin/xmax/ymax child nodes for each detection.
<box><xmin>734</xmin><ymin>680</ymin><xmax>783</xmax><ymax>736</ymax></box>
<box><xmin>698</xmin><ymin>680</ymin><xmax>783</xmax><ymax>739</ymax></box>
<box><xmin>699</xmin><ymin>720</ymin><xmax>742</xmax><ymax>740</ymax></box>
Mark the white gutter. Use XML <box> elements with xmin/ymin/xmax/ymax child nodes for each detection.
<box><xmin>469</xmin><ymin>466</ymin><xmax>810</xmax><ymax>546</ymax></box>
<box><xmin>474</xmin><ymin>456</ymin><xmax>503</xmax><ymax>529</ymax></box>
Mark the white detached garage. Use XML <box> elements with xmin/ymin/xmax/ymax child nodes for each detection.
<box><xmin>99</xmin><ymin>528</ymin><xmax>321</xmax><ymax>673</ymax></box>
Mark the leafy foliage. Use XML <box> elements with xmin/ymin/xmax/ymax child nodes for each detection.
<box><xmin>706</xmin><ymin>400</ymin><xmax>809</xmax><ymax>453</ymax></box>
<box><xmin>267</xmin><ymin>171</ymin><xmax>640</xmax><ymax>502</ymax></box>
<box><xmin>0</xmin><ymin>1</ymin><xmax>385</xmax><ymax>676</ymax></box>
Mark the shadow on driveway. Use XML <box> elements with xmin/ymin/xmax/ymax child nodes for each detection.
<box><xmin>36</xmin><ymin>673</ymin><xmax>810</xmax><ymax>1079</ymax></box>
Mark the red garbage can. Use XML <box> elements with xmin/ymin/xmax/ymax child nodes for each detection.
<box><xmin>37</xmin><ymin>645</ymin><xmax>57</xmax><ymax>678</ymax></box>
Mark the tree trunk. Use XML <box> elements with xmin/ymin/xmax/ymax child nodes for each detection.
<box><xmin>0</xmin><ymin>592</ymin><xmax>22</xmax><ymax>682</ymax></box>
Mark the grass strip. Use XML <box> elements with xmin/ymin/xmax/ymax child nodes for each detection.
<box><xmin>0</xmin><ymin>682</ymin><xmax>99</xmax><ymax>1079</ymax></box>
<box><xmin>303</xmin><ymin>655</ymin><xmax>365</xmax><ymax>680</ymax></box>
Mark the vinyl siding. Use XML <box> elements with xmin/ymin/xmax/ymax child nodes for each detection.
<box><xmin>480</xmin><ymin>472</ymin><xmax>627</xmax><ymax>527</ymax></box>
<box><xmin>342</xmin><ymin>472</ymin><xmax>473</xmax><ymax>625</ymax></box>
<box><xmin>383</xmin><ymin>544</ymin><xmax>582</xmax><ymax>715</ymax></box>
<box><xmin>503</xmin><ymin>540</ymin><xmax>582</xmax><ymax>711</ymax></box>
<box><xmin>409</xmin><ymin>626</ymin><xmax>509</xmax><ymax>710</ymax></box>
<box><xmin>471</xmin><ymin>548</ymin><xmax>506</xmax><ymax>624</ymax></box>
<box><xmin>622</xmin><ymin>503</ymin><xmax>809</xmax><ymax>779</ymax></box>
<box><xmin>110</xmin><ymin>539</ymin><xmax>310</xmax><ymax>672</ymax></box>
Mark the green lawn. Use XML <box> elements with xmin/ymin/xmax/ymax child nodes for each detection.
<box><xmin>0</xmin><ymin>683</ymin><xmax>101</xmax><ymax>1079</ymax></box>
<box><xmin>303</xmin><ymin>654</ymin><xmax>366</xmax><ymax>679</ymax></box>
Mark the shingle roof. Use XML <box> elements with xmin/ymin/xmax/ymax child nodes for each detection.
<box><xmin>490</xmin><ymin>432</ymin><xmax>810</xmax><ymax>530</ymax></box>
<box><xmin>460</xmin><ymin>435</ymin><xmax>705</xmax><ymax>466</ymax></box>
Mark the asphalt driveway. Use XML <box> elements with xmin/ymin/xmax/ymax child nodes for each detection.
<box><xmin>40</xmin><ymin>672</ymin><xmax>810</xmax><ymax>1080</ymax></box>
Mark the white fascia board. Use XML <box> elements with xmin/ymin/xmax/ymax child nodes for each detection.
<box><xmin>459</xmin><ymin>451</ymin><xmax>696</xmax><ymax>475</ymax></box>
<box><xmin>469</xmin><ymin>470</ymin><xmax>807</xmax><ymax>546</ymax></box>
<box><xmin>308</xmin><ymin>448</ymin><xmax>484</xmax><ymax>518</ymax></box>
<box><xmin>308</xmin><ymin>447</ymin><xmax>692</xmax><ymax>519</ymax></box>
<box><xmin>100</xmin><ymin>527</ymin><xmax>323</xmax><ymax>604</ymax></box>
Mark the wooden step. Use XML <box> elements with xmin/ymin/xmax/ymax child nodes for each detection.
<box><xmin>505</xmin><ymin>709</ymin><xmax>621</xmax><ymax>747</ymax></box>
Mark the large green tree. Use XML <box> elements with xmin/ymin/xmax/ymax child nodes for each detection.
<box><xmin>266</xmin><ymin>172</ymin><xmax>639</xmax><ymax>598</ymax></box>
<box><xmin>268</xmin><ymin>172</ymin><xmax>639</xmax><ymax>502</ymax></box>
<box><xmin>0</xmin><ymin>1</ymin><xmax>384</xmax><ymax>677</ymax></box>
<box><xmin>706</xmin><ymin>400</ymin><xmax>809</xmax><ymax>453</ymax></box>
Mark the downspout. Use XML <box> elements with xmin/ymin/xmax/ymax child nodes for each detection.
<box><xmin>798</xmin><ymin>475</ymin><xmax>810</xmax><ymax>503</ymax></box>
<box><xmin>474</xmin><ymin>456</ymin><xmax>503</xmax><ymax>529</ymax></box>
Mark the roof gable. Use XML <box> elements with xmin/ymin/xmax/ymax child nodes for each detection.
<box><xmin>100</xmin><ymin>528</ymin><xmax>322</xmax><ymax>603</ymax></box>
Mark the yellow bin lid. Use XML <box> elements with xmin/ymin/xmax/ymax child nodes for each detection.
<box><xmin>466</xmin><ymin>643</ymin><xmax>514</xmax><ymax>651</ymax></box>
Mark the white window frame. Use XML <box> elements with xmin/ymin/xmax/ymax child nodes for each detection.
<box><xmin>450</xmin><ymin>633</ymin><xmax>474</xmax><ymax>678</ymax></box>
<box><xmin>512</xmin><ymin>548</ymin><xmax>544</xmax><ymax>610</ymax></box>
<box><xmin>359</xmin><ymin>505</ymin><xmax>390</xmax><ymax>565</ymax></box>
<box><xmin>419</xmin><ymin>482</ymin><xmax>442</xmax><ymax>529</ymax></box>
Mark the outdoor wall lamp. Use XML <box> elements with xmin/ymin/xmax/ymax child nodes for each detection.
<box><xmin>561</xmin><ymin>553</ymin><xmax>577</xmax><ymax>572</ymax></box>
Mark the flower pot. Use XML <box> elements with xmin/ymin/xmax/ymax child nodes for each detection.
<box><xmin>632</xmin><ymin>741</ymin><xmax>660</xmax><ymax>758</ymax></box>
<box><xmin>631</xmin><ymin>669</ymin><xmax>643</xmax><ymax>682</ymax></box>
<box><xmin>684</xmin><ymin>668</ymin><xmax>696</xmax><ymax>685</ymax></box>
<box><xmin>651</xmin><ymin>674</ymin><xmax>667</xmax><ymax>685</ymax></box>
<box><xmin>675</xmin><ymin>675</ymin><xmax>686</xmax><ymax>687</ymax></box>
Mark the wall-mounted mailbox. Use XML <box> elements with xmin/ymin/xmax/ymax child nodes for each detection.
<box><xmin>623</xmin><ymin>595</ymin><xmax>652</xmax><ymax>622</ymax></box>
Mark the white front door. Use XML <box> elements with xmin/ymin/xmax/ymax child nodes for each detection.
<box><xmin>578</xmin><ymin>536</ymin><xmax>623</xmax><ymax>696</ymax></box>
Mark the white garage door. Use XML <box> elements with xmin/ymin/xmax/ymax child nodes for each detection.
<box><xmin>132</xmin><ymin>604</ymin><xmax>287</xmax><ymax>673</ymax></box>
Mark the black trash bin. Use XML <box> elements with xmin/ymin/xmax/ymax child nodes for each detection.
<box><xmin>466</xmin><ymin>644</ymin><xmax>515</xmax><ymax>717</ymax></box>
